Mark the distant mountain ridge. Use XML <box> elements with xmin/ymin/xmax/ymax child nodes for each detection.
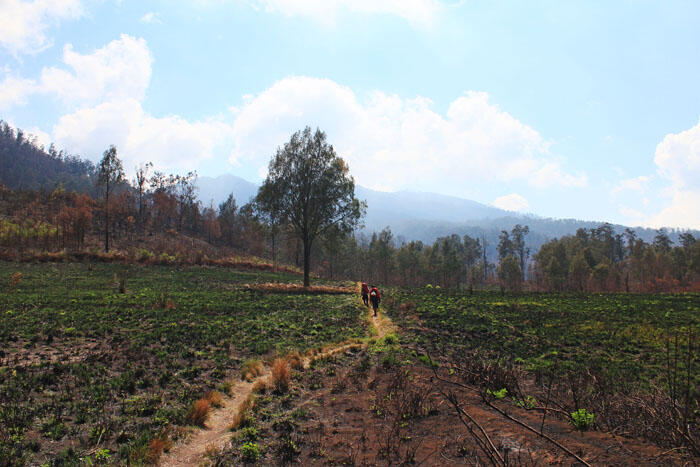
<box><xmin>197</xmin><ymin>174</ymin><xmax>699</xmax><ymax>256</ymax></box>
<box><xmin>196</xmin><ymin>174</ymin><xmax>257</xmax><ymax>208</ymax></box>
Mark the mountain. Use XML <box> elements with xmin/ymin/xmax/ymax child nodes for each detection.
<box><xmin>196</xmin><ymin>174</ymin><xmax>258</xmax><ymax>209</ymax></box>
<box><xmin>355</xmin><ymin>187</ymin><xmax>510</xmax><ymax>233</ymax></box>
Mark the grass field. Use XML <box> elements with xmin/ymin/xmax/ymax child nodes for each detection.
<box><xmin>386</xmin><ymin>287</ymin><xmax>700</xmax><ymax>386</ymax></box>
<box><xmin>2</xmin><ymin>263</ymin><xmax>698</xmax><ymax>464</ymax></box>
<box><xmin>384</xmin><ymin>287</ymin><xmax>700</xmax><ymax>455</ymax></box>
<box><xmin>0</xmin><ymin>262</ymin><xmax>366</xmax><ymax>465</ymax></box>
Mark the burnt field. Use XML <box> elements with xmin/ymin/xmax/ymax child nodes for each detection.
<box><xmin>0</xmin><ymin>262</ymin><xmax>364</xmax><ymax>465</ymax></box>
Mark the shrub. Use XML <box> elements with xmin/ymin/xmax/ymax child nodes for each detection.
<box><xmin>251</xmin><ymin>380</ymin><xmax>268</xmax><ymax>394</ymax></box>
<box><xmin>231</xmin><ymin>395</ymin><xmax>256</xmax><ymax>430</ymax></box>
<box><xmin>240</xmin><ymin>442</ymin><xmax>260</xmax><ymax>462</ymax></box>
<box><xmin>241</xmin><ymin>359</ymin><xmax>263</xmax><ymax>381</ymax></box>
<box><xmin>146</xmin><ymin>437</ymin><xmax>168</xmax><ymax>463</ymax></box>
<box><xmin>570</xmin><ymin>408</ymin><xmax>595</xmax><ymax>430</ymax></box>
<box><xmin>186</xmin><ymin>398</ymin><xmax>211</xmax><ymax>427</ymax></box>
<box><xmin>221</xmin><ymin>379</ymin><xmax>235</xmax><ymax>395</ymax></box>
<box><xmin>236</xmin><ymin>426</ymin><xmax>259</xmax><ymax>442</ymax></box>
<box><xmin>205</xmin><ymin>390</ymin><xmax>223</xmax><ymax>408</ymax></box>
<box><xmin>286</xmin><ymin>350</ymin><xmax>304</xmax><ymax>371</ymax></box>
<box><xmin>271</xmin><ymin>358</ymin><xmax>290</xmax><ymax>393</ymax></box>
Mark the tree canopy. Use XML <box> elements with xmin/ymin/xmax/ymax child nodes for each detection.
<box><xmin>256</xmin><ymin>127</ymin><xmax>365</xmax><ymax>286</ymax></box>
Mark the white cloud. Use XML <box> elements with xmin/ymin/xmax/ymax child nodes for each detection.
<box><xmin>140</xmin><ymin>12</ymin><xmax>162</xmax><ymax>24</ymax></box>
<box><xmin>0</xmin><ymin>75</ymin><xmax>37</xmax><ymax>110</ymax></box>
<box><xmin>617</xmin><ymin>205</ymin><xmax>647</xmax><ymax>226</ymax></box>
<box><xmin>53</xmin><ymin>99</ymin><xmax>232</xmax><ymax>175</ymax></box>
<box><xmin>0</xmin><ymin>35</ymin><xmax>152</xmax><ymax>110</ymax></box>
<box><xmin>611</xmin><ymin>175</ymin><xmax>652</xmax><ymax>196</ymax></box>
<box><xmin>39</xmin><ymin>35</ymin><xmax>153</xmax><ymax>107</ymax></box>
<box><xmin>617</xmin><ymin>119</ymin><xmax>700</xmax><ymax>229</ymax></box>
<box><xmin>0</xmin><ymin>0</ymin><xmax>83</xmax><ymax>55</ymax></box>
<box><xmin>654</xmin><ymin>118</ymin><xmax>700</xmax><ymax>191</ymax></box>
<box><xmin>493</xmin><ymin>194</ymin><xmax>530</xmax><ymax>212</ymax></box>
<box><xmin>646</xmin><ymin>189</ymin><xmax>700</xmax><ymax>229</ymax></box>
<box><xmin>643</xmin><ymin>119</ymin><xmax>700</xmax><ymax>228</ymax></box>
<box><xmin>247</xmin><ymin>0</ymin><xmax>442</xmax><ymax>28</ymax></box>
<box><xmin>3</xmin><ymin>33</ymin><xmax>231</xmax><ymax>175</ymax></box>
<box><xmin>229</xmin><ymin>76</ymin><xmax>586</xmax><ymax>192</ymax></box>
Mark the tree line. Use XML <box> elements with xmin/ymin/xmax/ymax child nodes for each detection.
<box><xmin>1</xmin><ymin>120</ymin><xmax>698</xmax><ymax>292</ymax></box>
<box><xmin>532</xmin><ymin>225</ymin><xmax>700</xmax><ymax>292</ymax></box>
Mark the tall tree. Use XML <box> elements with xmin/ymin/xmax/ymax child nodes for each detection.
<box><xmin>256</xmin><ymin>127</ymin><xmax>365</xmax><ymax>286</ymax></box>
<box><xmin>511</xmin><ymin>224</ymin><xmax>530</xmax><ymax>281</ymax></box>
<box><xmin>497</xmin><ymin>230</ymin><xmax>513</xmax><ymax>260</ymax></box>
<box><xmin>97</xmin><ymin>145</ymin><xmax>124</xmax><ymax>252</ymax></box>
<box><xmin>133</xmin><ymin>161</ymin><xmax>152</xmax><ymax>235</ymax></box>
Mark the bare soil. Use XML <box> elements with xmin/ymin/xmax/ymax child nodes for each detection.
<box><xmin>227</xmin><ymin>347</ymin><xmax>688</xmax><ymax>465</ymax></box>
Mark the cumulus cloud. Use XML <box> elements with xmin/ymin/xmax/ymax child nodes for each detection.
<box><xmin>230</xmin><ymin>76</ymin><xmax>586</xmax><ymax>192</ymax></box>
<box><xmin>654</xmin><ymin>118</ymin><xmax>700</xmax><ymax>191</ymax></box>
<box><xmin>617</xmin><ymin>119</ymin><xmax>700</xmax><ymax>228</ymax></box>
<box><xmin>247</xmin><ymin>0</ymin><xmax>442</xmax><ymax>28</ymax></box>
<box><xmin>1</xmin><ymin>34</ymin><xmax>234</xmax><ymax>175</ymax></box>
<box><xmin>53</xmin><ymin>99</ymin><xmax>232</xmax><ymax>174</ymax></box>
<box><xmin>644</xmin><ymin>119</ymin><xmax>700</xmax><ymax>228</ymax></box>
<box><xmin>0</xmin><ymin>0</ymin><xmax>83</xmax><ymax>55</ymax></box>
<box><xmin>647</xmin><ymin>190</ymin><xmax>700</xmax><ymax>229</ymax></box>
<box><xmin>493</xmin><ymin>193</ymin><xmax>530</xmax><ymax>212</ymax></box>
<box><xmin>40</xmin><ymin>35</ymin><xmax>153</xmax><ymax>107</ymax></box>
<box><xmin>0</xmin><ymin>35</ymin><xmax>152</xmax><ymax>110</ymax></box>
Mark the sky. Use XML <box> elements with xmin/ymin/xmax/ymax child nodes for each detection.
<box><xmin>1</xmin><ymin>0</ymin><xmax>699</xmax><ymax>229</ymax></box>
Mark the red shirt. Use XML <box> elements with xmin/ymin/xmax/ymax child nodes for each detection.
<box><xmin>361</xmin><ymin>283</ymin><xmax>369</xmax><ymax>294</ymax></box>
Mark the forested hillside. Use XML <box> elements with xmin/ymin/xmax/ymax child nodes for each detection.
<box><xmin>0</xmin><ymin>121</ymin><xmax>96</xmax><ymax>194</ymax></box>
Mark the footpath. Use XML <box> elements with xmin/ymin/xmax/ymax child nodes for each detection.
<box><xmin>160</xmin><ymin>286</ymin><xmax>388</xmax><ymax>466</ymax></box>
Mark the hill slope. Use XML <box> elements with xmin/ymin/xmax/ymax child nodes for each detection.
<box><xmin>0</xmin><ymin>121</ymin><xmax>95</xmax><ymax>193</ymax></box>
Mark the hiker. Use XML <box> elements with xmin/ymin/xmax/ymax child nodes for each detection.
<box><xmin>369</xmin><ymin>285</ymin><xmax>380</xmax><ymax>316</ymax></box>
<box><xmin>361</xmin><ymin>282</ymin><xmax>369</xmax><ymax>307</ymax></box>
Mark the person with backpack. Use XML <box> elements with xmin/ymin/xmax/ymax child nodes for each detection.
<box><xmin>361</xmin><ymin>282</ymin><xmax>369</xmax><ymax>307</ymax></box>
<box><xmin>369</xmin><ymin>285</ymin><xmax>380</xmax><ymax>316</ymax></box>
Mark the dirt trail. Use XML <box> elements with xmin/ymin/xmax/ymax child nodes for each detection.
<box><xmin>159</xmin><ymin>368</ymin><xmax>270</xmax><ymax>467</ymax></box>
<box><xmin>370</xmin><ymin>306</ymin><xmax>395</xmax><ymax>339</ymax></box>
<box><xmin>160</xmin><ymin>284</ymin><xmax>394</xmax><ymax>466</ymax></box>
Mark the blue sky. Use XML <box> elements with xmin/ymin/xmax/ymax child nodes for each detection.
<box><xmin>1</xmin><ymin>0</ymin><xmax>699</xmax><ymax>228</ymax></box>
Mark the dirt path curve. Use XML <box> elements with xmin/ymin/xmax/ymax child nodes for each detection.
<box><xmin>159</xmin><ymin>369</ymin><xmax>270</xmax><ymax>467</ymax></box>
<box><xmin>160</xmin><ymin>283</ymin><xmax>396</xmax><ymax>466</ymax></box>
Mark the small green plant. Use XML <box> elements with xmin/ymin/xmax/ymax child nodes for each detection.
<box><xmin>514</xmin><ymin>395</ymin><xmax>537</xmax><ymax>409</ymax></box>
<box><xmin>278</xmin><ymin>436</ymin><xmax>300</xmax><ymax>461</ymax></box>
<box><xmin>237</xmin><ymin>426</ymin><xmax>259</xmax><ymax>442</ymax></box>
<box><xmin>240</xmin><ymin>441</ymin><xmax>260</xmax><ymax>462</ymax></box>
<box><xmin>570</xmin><ymin>408</ymin><xmax>595</xmax><ymax>430</ymax></box>
<box><xmin>417</xmin><ymin>354</ymin><xmax>438</xmax><ymax>368</ymax></box>
<box><xmin>486</xmin><ymin>388</ymin><xmax>507</xmax><ymax>400</ymax></box>
<box><xmin>94</xmin><ymin>448</ymin><xmax>111</xmax><ymax>463</ymax></box>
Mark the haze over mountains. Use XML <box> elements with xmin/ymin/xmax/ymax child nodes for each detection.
<box><xmin>196</xmin><ymin>174</ymin><xmax>697</xmax><ymax>256</ymax></box>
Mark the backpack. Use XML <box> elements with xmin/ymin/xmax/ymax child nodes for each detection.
<box><xmin>370</xmin><ymin>290</ymin><xmax>377</xmax><ymax>297</ymax></box>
